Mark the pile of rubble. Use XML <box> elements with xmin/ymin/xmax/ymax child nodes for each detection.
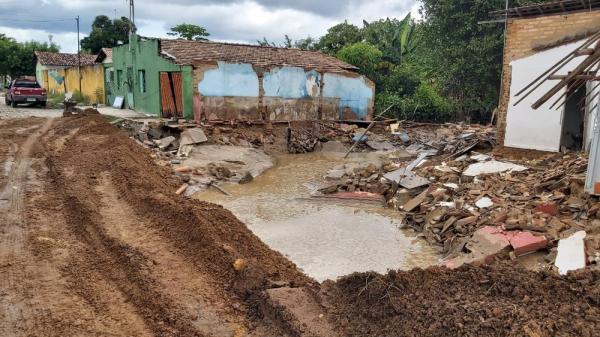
<box><xmin>319</xmin><ymin>121</ymin><xmax>599</xmax><ymax>273</ymax></box>
<box><xmin>115</xmin><ymin>119</ymin><xmax>274</xmax><ymax>195</ymax></box>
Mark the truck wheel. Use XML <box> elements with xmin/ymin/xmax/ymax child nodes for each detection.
<box><xmin>11</xmin><ymin>99</ymin><xmax>17</xmax><ymax>108</ymax></box>
<box><xmin>40</xmin><ymin>101</ymin><xmax>47</xmax><ymax>108</ymax></box>
<box><xmin>5</xmin><ymin>97</ymin><xmax>9</xmax><ymax>105</ymax></box>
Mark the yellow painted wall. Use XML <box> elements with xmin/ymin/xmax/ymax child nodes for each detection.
<box><xmin>43</xmin><ymin>64</ymin><xmax>106</xmax><ymax>104</ymax></box>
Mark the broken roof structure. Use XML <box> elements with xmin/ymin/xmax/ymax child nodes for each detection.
<box><xmin>34</xmin><ymin>51</ymin><xmax>98</xmax><ymax>67</ymax></box>
<box><xmin>95</xmin><ymin>48</ymin><xmax>113</xmax><ymax>64</ymax></box>
<box><xmin>495</xmin><ymin>1</ymin><xmax>600</xmax><ymax>153</ymax></box>
<box><xmin>491</xmin><ymin>0</ymin><xmax>600</xmax><ymax>19</ymax></box>
<box><xmin>158</xmin><ymin>39</ymin><xmax>358</xmax><ymax>73</ymax></box>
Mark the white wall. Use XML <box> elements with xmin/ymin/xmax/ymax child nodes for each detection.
<box><xmin>505</xmin><ymin>41</ymin><xmax>587</xmax><ymax>152</ymax></box>
<box><xmin>585</xmin><ymin>80</ymin><xmax>600</xmax><ymax>152</ymax></box>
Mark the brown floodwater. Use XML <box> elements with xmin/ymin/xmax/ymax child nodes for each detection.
<box><xmin>195</xmin><ymin>152</ymin><xmax>440</xmax><ymax>282</ymax></box>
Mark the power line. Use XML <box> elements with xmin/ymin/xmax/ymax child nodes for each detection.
<box><xmin>0</xmin><ymin>18</ymin><xmax>74</xmax><ymax>23</ymax></box>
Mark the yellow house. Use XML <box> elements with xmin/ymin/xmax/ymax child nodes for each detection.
<box><xmin>34</xmin><ymin>51</ymin><xmax>106</xmax><ymax>104</ymax></box>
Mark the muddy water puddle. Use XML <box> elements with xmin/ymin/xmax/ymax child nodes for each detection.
<box><xmin>195</xmin><ymin>153</ymin><xmax>440</xmax><ymax>282</ymax></box>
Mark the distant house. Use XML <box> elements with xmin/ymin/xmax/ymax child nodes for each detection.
<box><xmin>111</xmin><ymin>34</ymin><xmax>375</xmax><ymax>121</ymax></box>
<box><xmin>494</xmin><ymin>1</ymin><xmax>600</xmax><ymax>152</ymax></box>
<box><xmin>95</xmin><ymin>48</ymin><xmax>114</xmax><ymax>104</ymax></box>
<box><xmin>34</xmin><ymin>51</ymin><xmax>106</xmax><ymax>104</ymax></box>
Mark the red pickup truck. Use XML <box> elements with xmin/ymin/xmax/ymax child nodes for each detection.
<box><xmin>5</xmin><ymin>79</ymin><xmax>47</xmax><ymax>107</ymax></box>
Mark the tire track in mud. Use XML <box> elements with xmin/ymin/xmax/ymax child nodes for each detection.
<box><xmin>43</xmin><ymin>119</ymin><xmax>208</xmax><ymax>337</ymax></box>
<box><xmin>95</xmin><ymin>175</ymin><xmax>245</xmax><ymax>337</ymax></box>
<box><xmin>0</xmin><ymin>118</ymin><xmax>53</xmax><ymax>336</ymax></box>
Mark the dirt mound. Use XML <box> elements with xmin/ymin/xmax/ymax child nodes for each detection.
<box><xmin>323</xmin><ymin>264</ymin><xmax>600</xmax><ymax>337</ymax></box>
<box><xmin>22</xmin><ymin>115</ymin><xmax>311</xmax><ymax>336</ymax></box>
<box><xmin>44</xmin><ymin>115</ymin><xmax>311</xmax><ymax>293</ymax></box>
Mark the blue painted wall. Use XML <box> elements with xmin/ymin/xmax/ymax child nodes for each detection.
<box><xmin>198</xmin><ymin>61</ymin><xmax>259</xmax><ymax>97</ymax></box>
<box><xmin>264</xmin><ymin>67</ymin><xmax>320</xmax><ymax>98</ymax></box>
<box><xmin>196</xmin><ymin>61</ymin><xmax>374</xmax><ymax>120</ymax></box>
<box><xmin>323</xmin><ymin>73</ymin><xmax>373</xmax><ymax>119</ymax></box>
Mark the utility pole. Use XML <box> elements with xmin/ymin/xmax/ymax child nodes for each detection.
<box><xmin>128</xmin><ymin>0</ymin><xmax>135</xmax><ymax>34</ymax></box>
<box><xmin>76</xmin><ymin>15</ymin><xmax>81</xmax><ymax>95</ymax></box>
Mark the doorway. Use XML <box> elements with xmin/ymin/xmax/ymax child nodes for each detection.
<box><xmin>126</xmin><ymin>67</ymin><xmax>134</xmax><ymax>109</ymax></box>
<box><xmin>560</xmin><ymin>84</ymin><xmax>586</xmax><ymax>151</ymax></box>
<box><xmin>159</xmin><ymin>72</ymin><xmax>183</xmax><ymax>118</ymax></box>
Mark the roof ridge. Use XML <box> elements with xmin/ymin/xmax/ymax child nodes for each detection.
<box><xmin>158</xmin><ymin>38</ymin><xmax>358</xmax><ymax>72</ymax></box>
<box><xmin>159</xmin><ymin>37</ymin><xmax>325</xmax><ymax>54</ymax></box>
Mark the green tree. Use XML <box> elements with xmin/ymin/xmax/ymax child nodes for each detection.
<box><xmin>418</xmin><ymin>0</ymin><xmax>506</xmax><ymax>120</ymax></box>
<box><xmin>363</xmin><ymin>14</ymin><xmax>418</xmax><ymax>64</ymax></box>
<box><xmin>0</xmin><ymin>34</ymin><xmax>59</xmax><ymax>79</ymax></box>
<box><xmin>257</xmin><ymin>37</ymin><xmax>278</xmax><ymax>47</ymax></box>
<box><xmin>167</xmin><ymin>23</ymin><xmax>210</xmax><ymax>41</ymax></box>
<box><xmin>293</xmin><ymin>36</ymin><xmax>318</xmax><ymax>50</ymax></box>
<box><xmin>81</xmin><ymin>15</ymin><xmax>135</xmax><ymax>54</ymax></box>
<box><xmin>316</xmin><ymin>21</ymin><xmax>363</xmax><ymax>55</ymax></box>
<box><xmin>336</xmin><ymin>42</ymin><xmax>383</xmax><ymax>80</ymax></box>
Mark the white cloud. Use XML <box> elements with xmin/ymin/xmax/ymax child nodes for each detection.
<box><xmin>0</xmin><ymin>0</ymin><xmax>419</xmax><ymax>51</ymax></box>
<box><xmin>0</xmin><ymin>26</ymin><xmax>82</xmax><ymax>53</ymax></box>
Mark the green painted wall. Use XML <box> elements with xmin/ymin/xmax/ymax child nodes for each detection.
<box><xmin>103</xmin><ymin>63</ymin><xmax>116</xmax><ymax>105</ymax></box>
<box><xmin>112</xmin><ymin>35</ymin><xmax>193</xmax><ymax>118</ymax></box>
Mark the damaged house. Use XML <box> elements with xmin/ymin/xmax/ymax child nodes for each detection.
<box><xmin>110</xmin><ymin>34</ymin><xmax>374</xmax><ymax>121</ymax></box>
<box><xmin>495</xmin><ymin>0</ymin><xmax>600</xmax><ymax>152</ymax></box>
<box><xmin>34</xmin><ymin>51</ymin><xmax>106</xmax><ymax>104</ymax></box>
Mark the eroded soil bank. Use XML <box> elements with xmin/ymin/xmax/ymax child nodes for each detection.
<box><xmin>0</xmin><ymin>115</ymin><xmax>599</xmax><ymax>337</ymax></box>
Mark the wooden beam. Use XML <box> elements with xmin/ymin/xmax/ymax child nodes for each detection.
<box><xmin>513</xmin><ymin>32</ymin><xmax>600</xmax><ymax>104</ymax></box>
<box><xmin>532</xmin><ymin>49</ymin><xmax>600</xmax><ymax>109</ymax></box>
<box><xmin>576</xmin><ymin>48</ymin><xmax>596</xmax><ymax>56</ymax></box>
<box><xmin>537</xmin><ymin>5</ymin><xmax>545</xmax><ymax>14</ymax></box>
<box><xmin>515</xmin><ymin>7</ymin><xmax>523</xmax><ymax>17</ymax></box>
<box><xmin>548</xmin><ymin>74</ymin><xmax>600</xmax><ymax>80</ymax></box>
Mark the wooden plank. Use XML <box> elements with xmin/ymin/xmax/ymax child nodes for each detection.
<box><xmin>172</xmin><ymin>72</ymin><xmax>183</xmax><ymax>118</ymax></box>
<box><xmin>160</xmin><ymin>72</ymin><xmax>176</xmax><ymax>118</ymax></box>
<box><xmin>575</xmin><ymin>48</ymin><xmax>596</xmax><ymax>56</ymax></box>
<box><xmin>532</xmin><ymin>48</ymin><xmax>600</xmax><ymax>109</ymax></box>
<box><xmin>548</xmin><ymin>74</ymin><xmax>600</xmax><ymax>80</ymax></box>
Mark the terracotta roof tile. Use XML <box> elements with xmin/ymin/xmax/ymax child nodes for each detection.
<box><xmin>159</xmin><ymin>39</ymin><xmax>358</xmax><ymax>73</ymax></box>
<box><xmin>35</xmin><ymin>51</ymin><xmax>98</xmax><ymax>67</ymax></box>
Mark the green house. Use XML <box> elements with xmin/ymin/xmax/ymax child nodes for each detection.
<box><xmin>111</xmin><ymin>35</ymin><xmax>193</xmax><ymax>118</ymax></box>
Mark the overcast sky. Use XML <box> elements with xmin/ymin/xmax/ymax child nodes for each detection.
<box><xmin>0</xmin><ymin>0</ymin><xmax>419</xmax><ymax>53</ymax></box>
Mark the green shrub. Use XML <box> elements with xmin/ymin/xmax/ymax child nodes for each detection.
<box><xmin>376</xmin><ymin>82</ymin><xmax>455</xmax><ymax>123</ymax></box>
<box><xmin>46</xmin><ymin>92</ymin><xmax>65</xmax><ymax>109</ymax></box>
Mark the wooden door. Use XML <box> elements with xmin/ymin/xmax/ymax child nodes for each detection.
<box><xmin>160</xmin><ymin>72</ymin><xmax>183</xmax><ymax>118</ymax></box>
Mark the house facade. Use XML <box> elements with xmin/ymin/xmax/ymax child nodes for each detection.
<box><xmin>494</xmin><ymin>1</ymin><xmax>600</xmax><ymax>152</ymax></box>
<box><xmin>34</xmin><ymin>51</ymin><xmax>106</xmax><ymax>104</ymax></box>
<box><xmin>111</xmin><ymin>34</ymin><xmax>375</xmax><ymax>121</ymax></box>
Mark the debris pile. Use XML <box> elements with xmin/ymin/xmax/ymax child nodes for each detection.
<box><xmin>286</xmin><ymin>127</ymin><xmax>320</xmax><ymax>154</ymax></box>
<box><xmin>115</xmin><ymin>119</ymin><xmax>274</xmax><ymax>195</ymax></box>
<box><xmin>325</xmin><ymin>264</ymin><xmax>600</xmax><ymax>337</ymax></box>
<box><xmin>318</xmin><ymin>121</ymin><xmax>599</xmax><ymax>272</ymax></box>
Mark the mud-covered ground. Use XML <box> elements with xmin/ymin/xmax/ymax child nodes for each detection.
<box><xmin>1</xmin><ymin>115</ymin><xmax>599</xmax><ymax>337</ymax></box>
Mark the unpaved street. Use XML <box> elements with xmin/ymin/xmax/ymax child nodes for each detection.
<box><xmin>0</xmin><ymin>115</ymin><xmax>599</xmax><ymax>337</ymax></box>
<box><xmin>0</xmin><ymin>115</ymin><xmax>310</xmax><ymax>337</ymax></box>
<box><xmin>0</xmin><ymin>96</ymin><xmax>62</xmax><ymax>119</ymax></box>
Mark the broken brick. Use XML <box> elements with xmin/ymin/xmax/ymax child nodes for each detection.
<box><xmin>508</xmin><ymin>231</ymin><xmax>548</xmax><ymax>256</ymax></box>
<box><xmin>535</xmin><ymin>202</ymin><xmax>558</xmax><ymax>216</ymax></box>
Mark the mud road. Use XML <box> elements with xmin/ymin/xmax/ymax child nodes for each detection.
<box><xmin>0</xmin><ymin>115</ymin><xmax>311</xmax><ymax>337</ymax></box>
<box><xmin>1</xmin><ymin>115</ymin><xmax>599</xmax><ymax>337</ymax></box>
